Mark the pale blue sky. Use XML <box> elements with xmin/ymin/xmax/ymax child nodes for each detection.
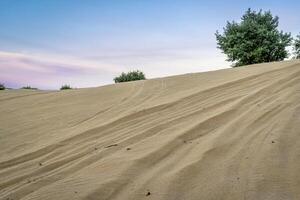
<box><xmin>0</xmin><ymin>0</ymin><xmax>299</xmax><ymax>89</ymax></box>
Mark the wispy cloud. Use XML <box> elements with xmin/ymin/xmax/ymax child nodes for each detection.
<box><xmin>0</xmin><ymin>51</ymin><xmax>123</xmax><ymax>89</ymax></box>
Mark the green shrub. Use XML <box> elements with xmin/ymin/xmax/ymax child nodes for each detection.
<box><xmin>60</xmin><ymin>84</ymin><xmax>72</xmax><ymax>90</ymax></box>
<box><xmin>114</xmin><ymin>70</ymin><xmax>146</xmax><ymax>83</ymax></box>
<box><xmin>21</xmin><ymin>86</ymin><xmax>38</xmax><ymax>90</ymax></box>
<box><xmin>0</xmin><ymin>83</ymin><xmax>5</xmax><ymax>90</ymax></box>
<box><xmin>215</xmin><ymin>8</ymin><xmax>292</xmax><ymax>67</ymax></box>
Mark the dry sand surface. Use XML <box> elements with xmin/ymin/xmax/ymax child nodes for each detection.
<box><xmin>1</xmin><ymin>60</ymin><xmax>300</xmax><ymax>200</ymax></box>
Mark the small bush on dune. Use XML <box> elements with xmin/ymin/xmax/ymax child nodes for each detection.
<box><xmin>0</xmin><ymin>83</ymin><xmax>5</xmax><ymax>90</ymax></box>
<box><xmin>21</xmin><ymin>86</ymin><xmax>38</xmax><ymax>90</ymax></box>
<box><xmin>114</xmin><ymin>70</ymin><xmax>146</xmax><ymax>83</ymax></box>
<box><xmin>60</xmin><ymin>84</ymin><xmax>72</xmax><ymax>90</ymax></box>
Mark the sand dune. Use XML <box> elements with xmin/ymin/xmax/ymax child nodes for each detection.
<box><xmin>1</xmin><ymin>60</ymin><xmax>300</xmax><ymax>200</ymax></box>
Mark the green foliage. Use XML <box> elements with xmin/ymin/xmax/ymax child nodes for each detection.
<box><xmin>21</xmin><ymin>86</ymin><xmax>38</xmax><ymax>90</ymax></box>
<box><xmin>293</xmin><ymin>34</ymin><xmax>300</xmax><ymax>59</ymax></box>
<box><xmin>60</xmin><ymin>84</ymin><xmax>72</xmax><ymax>90</ymax></box>
<box><xmin>215</xmin><ymin>8</ymin><xmax>292</xmax><ymax>67</ymax></box>
<box><xmin>114</xmin><ymin>70</ymin><xmax>146</xmax><ymax>83</ymax></box>
<box><xmin>0</xmin><ymin>83</ymin><xmax>5</xmax><ymax>90</ymax></box>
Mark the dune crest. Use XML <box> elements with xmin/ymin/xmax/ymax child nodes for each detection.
<box><xmin>1</xmin><ymin>60</ymin><xmax>300</xmax><ymax>200</ymax></box>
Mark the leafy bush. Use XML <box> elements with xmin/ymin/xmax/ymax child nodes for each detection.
<box><xmin>0</xmin><ymin>83</ymin><xmax>5</xmax><ymax>90</ymax></box>
<box><xmin>114</xmin><ymin>70</ymin><xmax>146</xmax><ymax>83</ymax></box>
<box><xmin>215</xmin><ymin>8</ymin><xmax>292</xmax><ymax>67</ymax></box>
<box><xmin>60</xmin><ymin>84</ymin><xmax>72</xmax><ymax>90</ymax></box>
<box><xmin>21</xmin><ymin>86</ymin><xmax>38</xmax><ymax>90</ymax></box>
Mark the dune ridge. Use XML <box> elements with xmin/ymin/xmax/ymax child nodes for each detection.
<box><xmin>1</xmin><ymin>60</ymin><xmax>300</xmax><ymax>200</ymax></box>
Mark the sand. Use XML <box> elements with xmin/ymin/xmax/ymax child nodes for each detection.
<box><xmin>1</xmin><ymin>60</ymin><xmax>300</xmax><ymax>200</ymax></box>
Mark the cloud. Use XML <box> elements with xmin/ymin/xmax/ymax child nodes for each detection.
<box><xmin>0</xmin><ymin>51</ymin><xmax>122</xmax><ymax>89</ymax></box>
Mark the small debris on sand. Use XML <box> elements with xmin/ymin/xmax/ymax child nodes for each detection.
<box><xmin>105</xmin><ymin>144</ymin><xmax>118</xmax><ymax>148</ymax></box>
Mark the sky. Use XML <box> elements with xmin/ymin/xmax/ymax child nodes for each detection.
<box><xmin>0</xmin><ymin>0</ymin><xmax>299</xmax><ymax>89</ymax></box>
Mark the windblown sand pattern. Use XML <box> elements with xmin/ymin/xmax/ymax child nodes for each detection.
<box><xmin>1</xmin><ymin>60</ymin><xmax>300</xmax><ymax>200</ymax></box>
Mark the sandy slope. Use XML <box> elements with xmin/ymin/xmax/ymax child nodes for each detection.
<box><xmin>1</xmin><ymin>60</ymin><xmax>300</xmax><ymax>200</ymax></box>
